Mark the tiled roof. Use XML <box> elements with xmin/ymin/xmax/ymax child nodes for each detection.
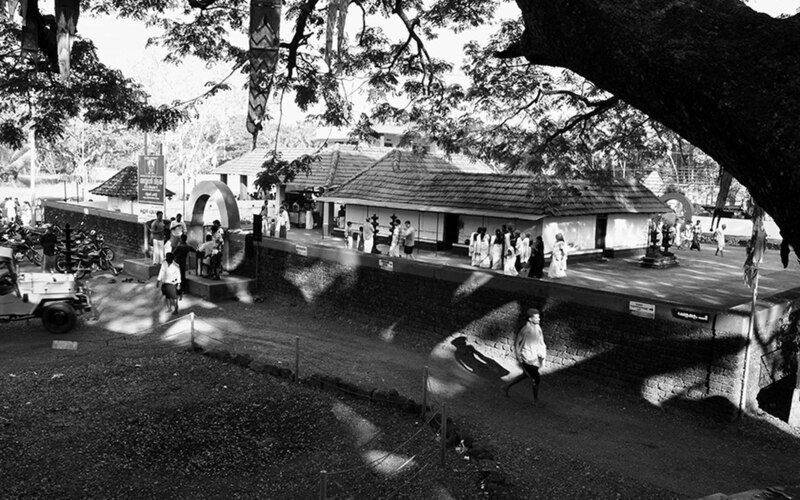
<box><xmin>212</xmin><ymin>146</ymin><xmax>496</xmax><ymax>190</ymax></box>
<box><xmin>319</xmin><ymin>153</ymin><xmax>666</xmax><ymax>218</ymax></box>
<box><xmin>89</xmin><ymin>166</ymin><xmax>176</xmax><ymax>199</ymax></box>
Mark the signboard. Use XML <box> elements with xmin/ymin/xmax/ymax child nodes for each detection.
<box><xmin>52</xmin><ymin>340</ymin><xmax>78</xmax><ymax>351</ymax></box>
<box><xmin>296</xmin><ymin>245</ymin><xmax>308</xmax><ymax>257</ymax></box>
<box><xmin>629</xmin><ymin>301</ymin><xmax>655</xmax><ymax>319</ymax></box>
<box><xmin>137</xmin><ymin>154</ymin><xmax>165</xmax><ymax>222</ymax></box>
<box><xmin>672</xmin><ymin>308</ymin><xmax>711</xmax><ymax>323</ymax></box>
<box><xmin>378</xmin><ymin>259</ymin><xmax>394</xmax><ymax>272</ymax></box>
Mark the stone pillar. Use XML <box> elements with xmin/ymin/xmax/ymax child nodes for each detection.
<box><xmin>788</xmin><ymin>352</ymin><xmax>800</xmax><ymax>427</ymax></box>
<box><xmin>239</xmin><ymin>175</ymin><xmax>248</xmax><ymax>200</ymax></box>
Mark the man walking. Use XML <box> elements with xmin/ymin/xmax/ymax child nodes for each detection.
<box><xmin>172</xmin><ymin>234</ymin><xmax>194</xmax><ymax>297</ymax></box>
<box><xmin>501</xmin><ymin>308</ymin><xmax>547</xmax><ymax>404</ymax></box>
<box><xmin>40</xmin><ymin>224</ymin><xmax>57</xmax><ymax>272</ymax></box>
<box><xmin>402</xmin><ymin>220</ymin><xmax>416</xmax><ymax>260</ymax></box>
<box><xmin>714</xmin><ymin>223</ymin><xmax>727</xmax><ymax>257</ymax></box>
<box><xmin>149</xmin><ymin>211</ymin><xmax>166</xmax><ymax>265</ymax></box>
<box><xmin>156</xmin><ymin>252</ymin><xmax>182</xmax><ymax>315</ymax></box>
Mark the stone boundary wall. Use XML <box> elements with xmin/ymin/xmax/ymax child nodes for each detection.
<box><xmin>43</xmin><ymin>201</ymin><xmax>144</xmax><ymax>258</ymax></box>
<box><xmin>226</xmin><ymin>234</ymin><xmax>791</xmax><ymax>417</ymax></box>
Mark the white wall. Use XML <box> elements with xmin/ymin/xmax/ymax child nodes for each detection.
<box><xmin>542</xmin><ymin>216</ymin><xmax>596</xmax><ymax>255</ymax></box>
<box><xmin>606</xmin><ymin>214</ymin><xmax>651</xmax><ymax>250</ymax></box>
<box><xmin>457</xmin><ymin>215</ymin><xmax>541</xmax><ymax>245</ymax></box>
<box><xmin>345</xmin><ymin>205</ymin><xmax>444</xmax><ymax>242</ymax></box>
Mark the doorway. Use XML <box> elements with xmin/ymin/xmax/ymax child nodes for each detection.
<box><xmin>595</xmin><ymin>215</ymin><xmax>608</xmax><ymax>249</ymax></box>
<box><xmin>443</xmin><ymin>213</ymin><xmax>460</xmax><ymax>249</ymax></box>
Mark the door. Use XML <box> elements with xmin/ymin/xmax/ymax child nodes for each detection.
<box><xmin>443</xmin><ymin>213</ymin><xmax>461</xmax><ymax>249</ymax></box>
<box><xmin>595</xmin><ymin>215</ymin><xmax>608</xmax><ymax>249</ymax></box>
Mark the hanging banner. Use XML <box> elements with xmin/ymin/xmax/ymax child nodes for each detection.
<box><xmin>137</xmin><ymin>155</ymin><xmax>165</xmax><ymax>222</ymax></box>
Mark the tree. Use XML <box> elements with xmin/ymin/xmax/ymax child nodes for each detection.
<box><xmin>5</xmin><ymin>0</ymin><xmax>800</xmax><ymax>253</ymax></box>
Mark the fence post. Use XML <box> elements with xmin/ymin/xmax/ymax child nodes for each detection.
<box><xmin>190</xmin><ymin>312</ymin><xmax>196</xmax><ymax>347</ymax></box>
<box><xmin>295</xmin><ymin>336</ymin><xmax>300</xmax><ymax>383</ymax></box>
<box><xmin>421</xmin><ymin>366</ymin><xmax>429</xmax><ymax>420</ymax></box>
<box><xmin>318</xmin><ymin>470</ymin><xmax>328</xmax><ymax>500</ymax></box>
<box><xmin>440</xmin><ymin>404</ymin><xmax>447</xmax><ymax>468</ymax></box>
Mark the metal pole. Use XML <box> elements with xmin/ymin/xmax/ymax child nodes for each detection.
<box><xmin>318</xmin><ymin>470</ymin><xmax>328</xmax><ymax>500</ymax></box>
<box><xmin>739</xmin><ymin>271</ymin><xmax>759</xmax><ymax>417</ymax></box>
<box><xmin>29</xmin><ymin>119</ymin><xmax>36</xmax><ymax>207</ymax></box>
<box><xmin>65</xmin><ymin>223</ymin><xmax>72</xmax><ymax>272</ymax></box>
<box><xmin>421</xmin><ymin>366</ymin><xmax>429</xmax><ymax>420</ymax></box>
<box><xmin>440</xmin><ymin>404</ymin><xmax>447</xmax><ymax>467</ymax></box>
<box><xmin>295</xmin><ymin>336</ymin><xmax>300</xmax><ymax>382</ymax></box>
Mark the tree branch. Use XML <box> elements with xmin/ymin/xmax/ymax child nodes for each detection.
<box><xmin>533</xmin><ymin>96</ymin><xmax>619</xmax><ymax>154</ymax></box>
<box><xmin>285</xmin><ymin>0</ymin><xmax>319</xmax><ymax>80</ymax></box>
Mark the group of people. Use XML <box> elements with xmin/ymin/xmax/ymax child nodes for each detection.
<box><xmin>150</xmin><ymin>213</ymin><xmax>226</xmax><ymax>315</ymax></box>
<box><xmin>653</xmin><ymin>217</ymin><xmax>728</xmax><ymax>256</ymax></box>
<box><xmin>259</xmin><ymin>203</ymin><xmax>292</xmax><ymax>239</ymax></box>
<box><xmin>468</xmin><ymin>226</ymin><xmax>568</xmax><ymax>279</ymax></box>
<box><xmin>345</xmin><ymin>219</ymin><xmax>418</xmax><ymax>259</ymax></box>
<box><xmin>1</xmin><ymin>197</ymin><xmax>42</xmax><ymax>227</ymax></box>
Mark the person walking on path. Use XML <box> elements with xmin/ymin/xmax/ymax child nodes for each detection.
<box><xmin>548</xmin><ymin>233</ymin><xmax>568</xmax><ymax>278</ymax></box>
<box><xmin>363</xmin><ymin>218</ymin><xmax>375</xmax><ymax>254</ymax></box>
<box><xmin>402</xmin><ymin>220</ymin><xmax>416</xmax><ymax>260</ymax></box>
<box><xmin>529</xmin><ymin>236</ymin><xmax>545</xmax><ymax>279</ymax></box>
<box><xmin>278</xmin><ymin>206</ymin><xmax>290</xmax><ymax>239</ymax></box>
<box><xmin>690</xmin><ymin>220</ymin><xmax>702</xmax><ymax>251</ymax></box>
<box><xmin>156</xmin><ymin>252</ymin><xmax>182</xmax><ymax>315</ymax></box>
<box><xmin>502</xmin><ymin>308</ymin><xmax>547</xmax><ymax>404</ymax></box>
<box><xmin>172</xmin><ymin>234</ymin><xmax>195</xmax><ymax>298</ymax></box>
<box><xmin>714</xmin><ymin>223</ymin><xmax>727</xmax><ymax>257</ymax></box>
<box><xmin>40</xmin><ymin>224</ymin><xmax>57</xmax><ymax>272</ymax></box>
<box><xmin>149</xmin><ymin>211</ymin><xmax>166</xmax><ymax>265</ymax></box>
<box><xmin>490</xmin><ymin>229</ymin><xmax>503</xmax><ymax>270</ymax></box>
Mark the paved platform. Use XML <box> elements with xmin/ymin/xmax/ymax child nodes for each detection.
<box><xmin>122</xmin><ymin>259</ymin><xmax>160</xmax><ymax>281</ymax></box>
<box><xmin>276</xmin><ymin>229</ymin><xmax>800</xmax><ymax>310</ymax></box>
<box><xmin>184</xmin><ymin>274</ymin><xmax>254</xmax><ymax>302</ymax></box>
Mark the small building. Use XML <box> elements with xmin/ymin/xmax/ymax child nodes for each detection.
<box><xmin>318</xmin><ymin>150</ymin><xmax>667</xmax><ymax>257</ymax></box>
<box><xmin>89</xmin><ymin>165</ymin><xmax>175</xmax><ymax>214</ymax></box>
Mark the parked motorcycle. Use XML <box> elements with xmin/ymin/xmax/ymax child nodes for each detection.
<box><xmin>55</xmin><ymin>244</ymin><xmax>118</xmax><ymax>279</ymax></box>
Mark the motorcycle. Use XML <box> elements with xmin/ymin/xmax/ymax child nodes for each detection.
<box><xmin>55</xmin><ymin>242</ymin><xmax>118</xmax><ymax>279</ymax></box>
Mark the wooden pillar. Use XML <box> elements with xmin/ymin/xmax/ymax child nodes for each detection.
<box><xmin>322</xmin><ymin>202</ymin><xmax>332</xmax><ymax>236</ymax></box>
<box><xmin>239</xmin><ymin>175</ymin><xmax>248</xmax><ymax>200</ymax></box>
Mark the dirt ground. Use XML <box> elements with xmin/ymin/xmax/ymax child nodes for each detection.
<box><xmin>3</xmin><ymin>270</ymin><xmax>800</xmax><ymax>498</ymax></box>
<box><xmin>0</xmin><ymin>323</ymin><xmax>484</xmax><ymax>498</ymax></box>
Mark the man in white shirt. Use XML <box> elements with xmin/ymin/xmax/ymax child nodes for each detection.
<box><xmin>714</xmin><ymin>224</ymin><xmax>727</xmax><ymax>257</ymax></box>
<box><xmin>502</xmin><ymin>308</ymin><xmax>547</xmax><ymax>404</ymax></box>
<box><xmin>169</xmin><ymin>213</ymin><xmax>187</xmax><ymax>248</ymax></box>
<box><xmin>156</xmin><ymin>252</ymin><xmax>182</xmax><ymax>315</ymax></box>
<box><xmin>278</xmin><ymin>207</ymin><xmax>290</xmax><ymax>238</ymax></box>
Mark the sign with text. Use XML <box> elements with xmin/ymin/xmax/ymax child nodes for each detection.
<box><xmin>629</xmin><ymin>301</ymin><xmax>655</xmax><ymax>319</ymax></box>
<box><xmin>137</xmin><ymin>155</ymin><xmax>165</xmax><ymax>221</ymax></box>
<box><xmin>672</xmin><ymin>308</ymin><xmax>711</xmax><ymax>323</ymax></box>
<box><xmin>378</xmin><ymin>259</ymin><xmax>394</xmax><ymax>272</ymax></box>
<box><xmin>296</xmin><ymin>245</ymin><xmax>308</xmax><ymax>257</ymax></box>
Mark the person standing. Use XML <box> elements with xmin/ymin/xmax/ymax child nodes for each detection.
<box><xmin>714</xmin><ymin>223</ymin><xmax>727</xmax><ymax>257</ymax></box>
<box><xmin>169</xmin><ymin>213</ymin><xmax>187</xmax><ymax>248</ymax></box>
<box><xmin>490</xmin><ymin>229</ymin><xmax>503</xmax><ymax>270</ymax></box>
<box><xmin>149</xmin><ymin>211</ymin><xmax>166</xmax><ymax>265</ymax></box>
<box><xmin>33</xmin><ymin>200</ymin><xmax>43</xmax><ymax>227</ymax></box>
<box><xmin>389</xmin><ymin>221</ymin><xmax>401</xmax><ymax>257</ymax></box>
<box><xmin>475</xmin><ymin>228</ymin><xmax>491</xmax><ymax>268</ymax></box>
<box><xmin>690</xmin><ymin>220</ymin><xmax>702</xmax><ymax>251</ymax></box>
<box><xmin>5</xmin><ymin>197</ymin><xmax>16</xmax><ymax>224</ymax></box>
<box><xmin>278</xmin><ymin>206</ymin><xmax>290</xmax><ymax>239</ymax></box>
<box><xmin>469</xmin><ymin>228</ymin><xmax>479</xmax><ymax>266</ymax></box>
<box><xmin>172</xmin><ymin>234</ymin><xmax>195</xmax><ymax>297</ymax></box>
<box><xmin>363</xmin><ymin>219</ymin><xmax>374</xmax><ymax>253</ymax></box>
<box><xmin>402</xmin><ymin>220</ymin><xmax>416</xmax><ymax>260</ymax></box>
<box><xmin>20</xmin><ymin>201</ymin><xmax>32</xmax><ymax>227</ymax></box>
<box><xmin>548</xmin><ymin>233</ymin><xmax>568</xmax><ymax>278</ymax></box>
<box><xmin>40</xmin><ymin>224</ymin><xmax>57</xmax><ymax>272</ymax></box>
<box><xmin>501</xmin><ymin>308</ymin><xmax>547</xmax><ymax>404</ymax></box>
<box><xmin>504</xmin><ymin>246</ymin><xmax>518</xmax><ymax>276</ymax></box>
<box><xmin>156</xmin><ymin>252</ymin><xmax>182</xmax><ymax>315</ymax></box>
<box><xmin>210</xmin><ymin>220</ymin><xmax>224</xmax><ymax>279</ymax></box>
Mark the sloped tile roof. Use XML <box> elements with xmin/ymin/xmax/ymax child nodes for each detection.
<box><xmin>319</xmin><ymin>153</ymin><xmax>667</xmax><ymax>218</ymax></box>
<box><xmin>212</xmin><ymin>146</ymin><xmax>496</xmax><ymax>190</ymax></box>
<box><xmin>89</xmin><ymin>165</ymin><xmax>175</xmax><ymax>199</ymax></box>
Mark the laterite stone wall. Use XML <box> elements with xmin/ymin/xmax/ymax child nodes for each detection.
<box><xmin>43</xmin><ymin>201</ymin><xmax>144</xmax><ymax>258</ymax></box>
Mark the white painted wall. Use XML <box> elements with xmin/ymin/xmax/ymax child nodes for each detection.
<box><xmin>606</xmin><ymin>214</ymin><xmax>651</xmax><ymax>250</ymax></box>
<box><xmin>457</xmin><ymin>216</ymin><xmax>541</xmax><ymax>245</ymax></box>
<box><xmin>345</xmin><ymin>205</ymin><xmax>444</xmax><ymax>242</ymax></box>
<box><xmin>542</xmin><ymin>216</ymin><xmax>596</xmax><ymax>255</ymax></box>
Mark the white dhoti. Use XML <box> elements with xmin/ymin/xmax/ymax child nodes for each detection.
<box><xmin>152</xmin><ymin>239</ymin><xmax>165</xmax><ymax>265</ymax></box>
<box><xmin>364</xmin><ymin>237</ymin><xmax>374</xmax><ymax>253</ymax></box>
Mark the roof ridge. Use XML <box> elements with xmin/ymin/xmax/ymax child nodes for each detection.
<box><xmin>326</xmin><ymin>148</ymin><xmax>396</xmax><ymax>191</ymax></box>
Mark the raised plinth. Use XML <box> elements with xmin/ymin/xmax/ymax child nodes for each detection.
<box><xmin>123</xmin><ymin>259</ymin><xmax>161</xmax><ymax>280</ymax></box>
<box><xmin>185</xmin><ymin>274</ymin><xmax>254</xmax><ymax>302</ymax></box>
<box><xmin>640</xmin><ymin>253</ymin><xmax>679</xmax><ymax>269</ymax></box>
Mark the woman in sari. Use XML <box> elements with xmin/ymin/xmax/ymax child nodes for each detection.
<box><xmin>504</xmin><ymin>247</ymin><xmax>519</xmax><ymax>276</ymax></box>
<box><xmin>490</xmin><ymin>229</ymin><xmax>504</xmax><ymax>270</ymax></box>
<box><xmin>475</xmin><ymin>228</ymin><xmax>491</xmax><ymax>268</ymax></box>
<box><xmin>548</xmin><ymin>233</ymin><xmax>568</xmax><ymax>278</ymax></box>
<box><xmin>469</xmin><ymin>229</ymin><xmax>480</xmax><ymax>266</ymax></box>
<box><xmin>389</xmin><ymin>222</ymin><xmax>401</xmax><ymax>257</ymax></box>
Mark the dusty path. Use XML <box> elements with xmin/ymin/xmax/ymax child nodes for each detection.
<box><xmin>25</xmin><ymin>274</ymin><xmax>800</xmax><ymax>498</ymax></box>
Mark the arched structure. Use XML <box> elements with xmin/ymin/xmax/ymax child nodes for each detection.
<box><xmin>186</xmin><ymin>181</ymin><xmax>241</xmax><ymax>247</ymax></box>
<box><xmin>659</xmin><ymin>192</ymin><xmax>694</xmax><ymax>222</ymax></box>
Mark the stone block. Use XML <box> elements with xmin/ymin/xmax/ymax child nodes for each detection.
<box><xmin>123</xmin><ymin>259</ymin><xmax>160</xmax><ymax>281</ymax></box>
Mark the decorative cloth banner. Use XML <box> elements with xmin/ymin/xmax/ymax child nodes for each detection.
<box><xmin>246</xmin><ymin>0</ymin><xmax>282</xmax><ymax>146</ymax></box>
<box><xmin>55</xmin><ymin>0</ymin><xmax>80</xmax><ymax>81</ymax></box>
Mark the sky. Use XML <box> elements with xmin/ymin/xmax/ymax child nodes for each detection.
<box><xmin>76</xmin><ymin>0</ymin><xmax>800</xmax><ymax>127</ymax></box>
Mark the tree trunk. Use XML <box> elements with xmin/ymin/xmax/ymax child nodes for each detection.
<box><xmin>511</xmin><ymin>0</ymin><xmax>800</xmax><ymax>251</ymax></box>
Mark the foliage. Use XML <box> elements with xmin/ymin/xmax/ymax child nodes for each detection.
<box><xmin>253</xmin><ymin>151</ymin><xmax>319</xmax><ymax>190</ymax></box>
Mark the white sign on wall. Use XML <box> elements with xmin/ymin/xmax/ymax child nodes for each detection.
<box><xmin>378</xmin><ymin>259</ymin><xmax>394</xmax><ymax>272</ymax></box>
<box><xmin>629</xmin><ymin>301</ymin><xmax>656</xmax><ymax>319</ymax></box>
<box><xmin>296</xmin><ymin>245</ymin><xmax>308</xmax><ymax>257</ymax></box>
